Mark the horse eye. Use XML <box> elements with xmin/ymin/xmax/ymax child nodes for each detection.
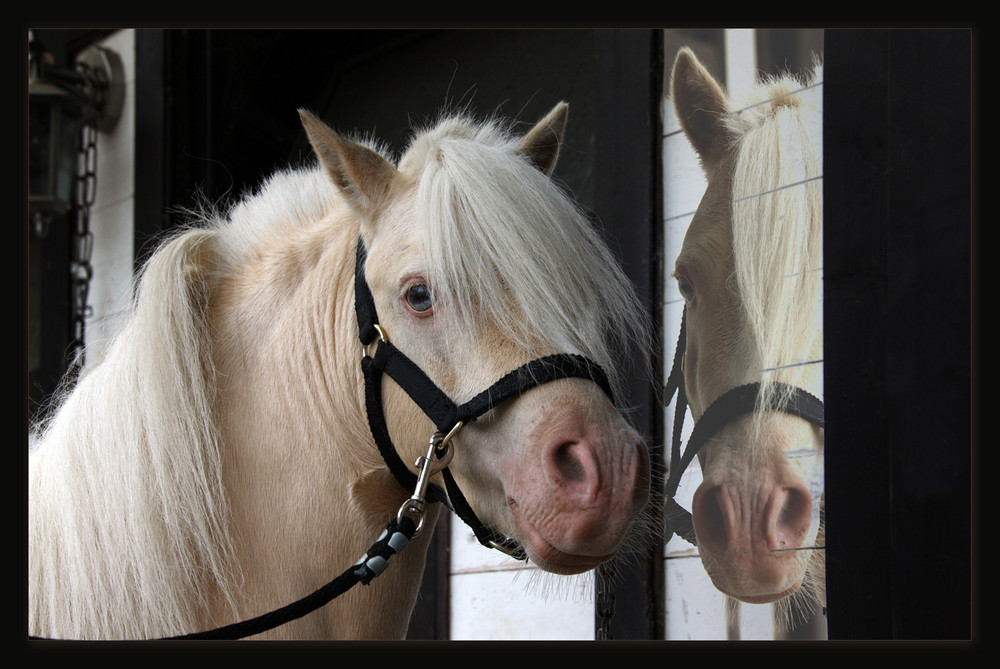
<box><xmin>405</xmin><ymin>284</ymin><xmax>434</xmax><ymax>314</ymax></box>
<box><xmin>676</xmin><ymin>275</ymin><xmax>694</xmax><ymax>302</ymax></box>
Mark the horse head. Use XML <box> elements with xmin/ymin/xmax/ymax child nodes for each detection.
<box><xmin>300</xmin><ymin>105</ymin><xmax>651</xmax><ymax>575</ymax></box>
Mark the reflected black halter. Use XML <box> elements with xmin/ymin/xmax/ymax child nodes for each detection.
<box><xmin>662</xmin><ymin>310</ymin><xmax>825</xmax><ymax>546</ymax></box>
<box><xmin>355</xmin><ymin>238</ymin><xmax>617</xmax><ymax>559</ymax></box>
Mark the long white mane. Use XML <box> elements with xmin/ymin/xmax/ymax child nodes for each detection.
<box><xmin>29</xmin><ymin>229</ymin><xmax>237</xmax><ymax>639</ymax></box>
<box><xmin>725</xmin><ymin>63</ymin><xmax>824</xmax><ymax>421</ymax></box>
<box><xmin>28</xmin><ymin>159</ymin><xmax>346</xmax><ymax>640</ymax></box>
<box><xmin>724</xmin><ymin>64</ymin><xmax>826</xmax><ymax>624</ymax></box>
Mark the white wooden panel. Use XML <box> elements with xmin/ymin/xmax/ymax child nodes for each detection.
<box><xmin>448</xmin><ymin>517</ymin><xmax>594</xmax><ymax>640</ymax></box>
<box><xmin>725</xmin><ymin>29</ymin><xmax>758</xmax><ymax>101</ymax></box>
<box><xmin>449</xmin><ymin>569</ymin><xmax>594</xmax><ymax>640</ymax></box>
<box><xmin>86</xmin><ymin>29</ymin><xmax>135</xmax><ymax>362</ymax></box>
<box><xmin>449</xmin><ymin>515</ymin><xmax>527</xmax><ymax>575</ymax></box>
<box><xmin>661</xmin><ymin>133</ymin><xmax>705</xmax><ymax>223</ymax></box>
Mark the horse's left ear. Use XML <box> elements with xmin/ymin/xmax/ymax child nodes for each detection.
<box><xmin>299</xmin><ymin>108</ymin><xmax>399</xmax><ymax>223</ymax></box>
<box><xmin>518</xmin><ymin>102</ymin><xmax>568</xmax><ymax>175</ymax></box>
<box><xmin>670</xmin><ymin>48</ymin><xmax>731</xmax><ymax>169</ymax></box>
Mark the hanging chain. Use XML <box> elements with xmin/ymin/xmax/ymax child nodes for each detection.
<box><xmin>595</xmin><ymin>562</ymin><xmax>616</xmax><ymax>640</ymax></box>
<box><xmin>69</xmin><ymin>117</ymin><xmax>97</xmax><ymax>368</ymax></box>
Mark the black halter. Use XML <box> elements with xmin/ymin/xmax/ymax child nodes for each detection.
<box><xmin>355</xmin><ymin>238</ymin><xmax>616</xmax><ymax>559</ymax></box>
<box><xmin>662</xmin><ymin>310</ymin><xmax>825</xmax><ymax>545</ymax></box>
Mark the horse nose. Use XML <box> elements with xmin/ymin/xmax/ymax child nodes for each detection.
<box><xmin>507</xmin><ymin>422</ymin><xmax>649</xmax><ymax>568</ymax></box>
<box><xmin>543</xmin><ymin>435</ymin><xmax>649</xmax><ymax>512</ymax></box>
<box><xmin>692</xmin><ymin>480</ymin><xmax>813</xmax><ymax>555</ymax></box>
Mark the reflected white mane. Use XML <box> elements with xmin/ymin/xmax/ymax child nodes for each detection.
<box><xmin>725</xmin><ymin>63</ymin><xmax>824</xmax><ymax>419</ymax></box>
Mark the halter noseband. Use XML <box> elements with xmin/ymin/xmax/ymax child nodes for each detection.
<box><xmin>355</xmin><ymin>238</ymin><xmax>616</xmax><ymax>559</ymax></box>
<box><xmin>662</xmin><ymin>310</ymin><xmax>825</xmax><ymax>545</ymax></box>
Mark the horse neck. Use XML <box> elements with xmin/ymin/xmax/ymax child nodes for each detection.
<box><xmin>210</xmin><ymin>214</ymin><xmax>381</xmax><ymax>503</ymax></box>
<box><xmin>207</xmin><ymin>213</ymin><xmax>452</xmax><ymax>638</ymax></box>
<box><xmin>207</xmin><ymin>215</ymin><xmax>439</xmax><ymax>633</ymax></box>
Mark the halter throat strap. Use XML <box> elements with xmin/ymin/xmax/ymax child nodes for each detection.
<box><xmin>354</xmin><ymin>239</ymin><xmax>615</xmax><ymax>558</ymax></box>
<box><xmin>662</xmin><ymin>309</ymin><xmax>825</xmax><ymax>545</ymax></box>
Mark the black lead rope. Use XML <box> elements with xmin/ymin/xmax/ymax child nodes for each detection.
<box><xmin>29</xmin><ymin>516</ymin><xmax>419</xmax><ymax>641</ymax></box>
<box><xmin>167</xmin><ymin>516</ymin><xmax>418</xmax><ymax>640</ymax></box>
<box><xmin>662</xmin><ymin>310</ymin><xmax>825</xmax><ymax>546</ymax></box>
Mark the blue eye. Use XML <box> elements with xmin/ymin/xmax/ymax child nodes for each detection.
<box><xmin>405</xmin><ymin>284</ymin><xmax>433</xmax><ymax>314</ymax></box>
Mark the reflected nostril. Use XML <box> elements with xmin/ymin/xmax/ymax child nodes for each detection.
<box><xmin>692</xmin><ymin>485</ymin><xmax>729</xmax><ymax>552</ymax></box>
<box><xmin>774</xmin><ymin>485</ymin><xmax>812</xmax><ymax>547</ymax></box>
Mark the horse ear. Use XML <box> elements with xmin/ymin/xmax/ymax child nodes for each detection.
<box><xmin>670</xmin><ymin>48</ymin><xmax>731</xmax><ymax>168</ymax></box>
<box><xmin>298</xmin><ymin>109</ymin><xmax>399</xmax><ymax>223</ymax></box>
<box><xmin>518</xmin><ymin>102</ymin><xmax>568</xmax><ymax>175</ymax></box>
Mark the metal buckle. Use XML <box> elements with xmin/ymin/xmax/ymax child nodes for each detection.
<box><xmin>396</xmin><ymin>421</ymin><xmax>463</xmax><ymax>536</ymax></box>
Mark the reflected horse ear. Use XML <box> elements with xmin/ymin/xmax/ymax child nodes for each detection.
<box><xmin>517</xmin><ymin>102</ymin><xmax>569</xmax><ymax>175</ymax></box>
<box><xmin>298</xmin><ymin>108</ymin><xmax>400</xmax><ymax>225</ymax></box>
<box><xmin>670</xmin><ymin>47</ymin><xmax>731</xmax><ymax>169</ymax></box>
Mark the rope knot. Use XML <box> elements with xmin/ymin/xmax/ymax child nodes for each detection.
<box><xmin>353</xmin><ymin>517</ymin><xmax>417</xmax><ymax>585</ymax></box>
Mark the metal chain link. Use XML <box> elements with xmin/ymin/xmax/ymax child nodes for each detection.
<box><xmin>69</xmin><ymin>118</ymin><xmax>97</xmax><ymax>367</ymax></box>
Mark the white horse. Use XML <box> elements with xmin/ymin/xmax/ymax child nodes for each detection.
<box><xmin>28</xmin><ymin>102</ymin><xmax>653</xmax><ymax>640</ymax></box>
<box><xmin>666</xmin><ymin>48</ymin><xmax>825</xmax><ymax>630</ymax></box>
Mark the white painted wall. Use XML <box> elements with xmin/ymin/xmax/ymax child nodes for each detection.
<box><xmin>85</xmin><ymin>29</ymin><xmax>135</xmax><ymax>363</ymax></box>
<box><xmin>449</xmin><ymin>521</ymin><xmax>595</xmax><ymax>640</ymax></box>
<box><xmin>660</xmin><ymin>28</ymin><xmax>825</xmax><ymax>640</ymax></box>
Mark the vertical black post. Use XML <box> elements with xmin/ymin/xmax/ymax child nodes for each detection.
<box><xmin>824</xmin><ymin>29</ymin><xmax>895</xmax><ymax>640</ymax></box>
<box><xmin>824</xmin><ymin>29</ymin><xmax>971</xmax><ymax>640</ymax></box>
<box><xmin>592</xmin><ymin>29</ymin><xmax>664</xmax><ymax>641</ymax></box>
<box><xmin>134</xmin><ymin>29</ymin><xmax>167</xmax><ymax>271</ymax></box>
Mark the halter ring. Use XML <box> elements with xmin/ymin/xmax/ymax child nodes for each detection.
<box><xmin>488</xmin><ymin>538</ymin><xmax>528</xmax><ymax>559</ymax></box>
<box><xmin>433</xmin><ymin>421</ymin><xmax>464</xmax><ymax>453</ymax></box>
<box><xmin>362</xmin><ymin>324</ymin><xmax>389</xmax><ymax>360</ymax></box>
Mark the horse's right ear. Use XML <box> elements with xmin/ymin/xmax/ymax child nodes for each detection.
<box><xmin>518</xmin><ymin>102</ymin><xmax>568</xmax><ymax>175</ymax></box>
<box><xmin>670</xmin><ymin>48</ymin><xmax>731</xmax><ymax>169</ymax></box>
<box><xmin>298</xmin><ymin>109</ymin><xmax>399</xmax><ymax>224</ymax></box>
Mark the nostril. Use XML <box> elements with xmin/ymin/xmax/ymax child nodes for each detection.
<box><xmin>692</xmin><ymin>485</ymin><xmax>729</xmax><ymax>553</ymax></box>
<box><xmin>552</xmin><ymin>442</ymin><xmax>587</xmax><ymax>483</ymax></box>
<box><xmin>544</xmin><ymin>440</ymin><xmax>601</xmax><ymax>503</ymax></box>
<box><xmin>773</xmin><ymin>485</ymin><xmax>812</xmax><ymax>548</ymax></box>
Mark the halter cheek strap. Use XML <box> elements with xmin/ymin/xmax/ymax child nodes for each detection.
<box><xmin>662</xmin><ymin>309</ymin><xmax>825</xmax><ymax>545</ymax></box>
<box><xmin>355</xmin><ymin>239</ymin><xmax>615</xmax><ymax>559</ymax></box>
